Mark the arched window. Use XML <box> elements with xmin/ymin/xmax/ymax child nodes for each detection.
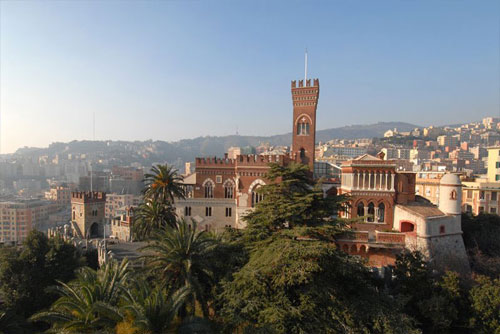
<box><xmin>204</xmin><ymin>181</ymin><xmax>214</xmax><ymax>198</ymax></box>
<box><xmin>341</xmin><ymin>204</ymin><xmax>350</xmax><ymax>218</ymax></box>
<box><xmin>357</xmin><ymin>202</ymin><xmax>364</xmax><ymax>217</ymax></box>
<box><xmin>450</xmin><ymin>190</ymin><xmax>457</xmax><ymax>200</ymax></box>
<box><xmin>367</xmin><ymin>202</ymin><xmax>375</xmax><ymax>222</ymax></box>
<box><xmin>378</xmin><ymin>203</ymin><xmax>385</xmax><ymax>222</ymax></box>
<box><xmin>251</xmin><ymin>185</ymin><xmax>264</xmax><ymax>207</ymax></box>
<box><xmin>224</xmin><ymin>182</ymin><xmax>234</xmax><ymax>199</ymax></box>
<box><xmin>297</xmin><ymin>121</ymin><xmax>310</xmax><ymax>136</ymax></box>
<box><xmin>300</xmin><ymin>148</ymin><xmax>306</xmax><ymax>161</ymax></box>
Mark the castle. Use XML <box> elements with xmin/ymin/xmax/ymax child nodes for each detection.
<box><xmin>176</xmin><ymin>70</ymin><xmax>469</xmax><ymax>271</ymax></box>
<box><xmin>175</xmin><ymin>77</ymin><xmax>320</xmax><ymax>229</ymax></box>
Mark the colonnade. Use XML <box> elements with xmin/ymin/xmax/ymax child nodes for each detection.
<box><xmin>350</xmin><ymin>171</ymin><xmax>395</xmax><ymax>191</ymax></box>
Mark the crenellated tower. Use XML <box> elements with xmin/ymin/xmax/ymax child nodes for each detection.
<box><xmin>291</xmin><ymin>77</ymin><xmax>319</xmax><ymax>170</ymax></box>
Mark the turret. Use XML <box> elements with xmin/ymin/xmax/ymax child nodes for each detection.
<box><xmin>438</xmin><ymin>173</ymin><xmax>462</xmax><ymax>215</ymax></box>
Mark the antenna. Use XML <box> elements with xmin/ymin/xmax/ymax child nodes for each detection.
<box><xmin>304</xmin><ymin>49</ymin><xmax>308</xmax><ymax>82</ymax></box>
<box><xmin>93</xmin><ymin>112</ymin><xmax>95</xmax><ymax>141</ymax></box>
<box><xmin>90</xmin><ymin>162</ymin><xmax>93</xmax><ymax>192</ymax></box>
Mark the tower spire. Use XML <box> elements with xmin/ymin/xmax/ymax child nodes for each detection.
<box><xmin>304</xmin><ymin>49</ymin><xmax>308</xmax><ymax>82</ymax></box>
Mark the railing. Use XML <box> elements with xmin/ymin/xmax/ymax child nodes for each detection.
<box><xmin>375</xmin><ymin>231</ymin><xmax>405</xmax><ymax>244</ymax></box>
<box><xmin>337</xmin><ymin>231</ymin><xmax>369</xmax><ymax>242</ymax></box>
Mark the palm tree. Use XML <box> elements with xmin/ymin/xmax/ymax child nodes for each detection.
<box><xmin>31</xmin><ymin>259</ymin><xmax>130</xmax><ymax>333</ymax></box>
<box><xmin>140</xmin><ymin>219</ymin><xmax>216</xmax><ymax>318</ymax></box>
<box><xmin>120</xmin><ymin>280</ymin><xmax>190</xmax><ymax>334</ymax></box>
<box><xmin>133</xmin><ymin>199</ymin><xmax>177</xmax><ymax>241</ymax></box>
<box><xmin>143</xmin><ymin>164</ymin><xmax>185</xmax><ymax>204</ymax></box>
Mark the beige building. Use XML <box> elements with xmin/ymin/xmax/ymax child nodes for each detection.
<box><xmin>110</xmin><ymin>208</ymin><xmax>134</xmax><ymax>242</ymax></box>
<box><xmin>105</xmin><ymin>194</ymin><xmax>141</xmax><ymax>220</ymax></box>
<box><xmin>462</xmin><ymin>147</ymin><xmax>500</xmax><ymax>215</ymax></box>
<box><xmin>486</xmin><ymin>146</ymin><xmax>500</xmax><ymax>182</ymax></box>
<box><xmin>45</xmin><ymin>185</ymin><xmax>74</xmax><ymax>206</ymax></box>
<box><xmin>415</xmin><ymin>171</ymin><xmax>446</xmax><ymax>205</ymax></box>
<box><xmin>437</xmin><ymin>135</ymin><xmax>459</xmax><ymax>148</ymax></box>
<box><xmin>227</xmin><ymin>147</ymin><xmax>242</xmax><ymax>159</ymax></box>
<box><xmin>0</xmin><ymin>199</ymin><xmax>58</xmax><ymax>244</ymax></box>
<box><xmin>175</xmin><ymin>172</ymin><xmax>236</xmax><ymax>230</ymax></box>
<box><xmin>394</xmin><ymin>174</ymin><xmax>467</xmax><ymax>271</ymax></box>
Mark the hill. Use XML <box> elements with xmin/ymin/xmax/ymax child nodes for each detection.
<box><xmin>13</xmin><ymin>121</ymin><xmax>419</xmax><ymax>166</ymax></box>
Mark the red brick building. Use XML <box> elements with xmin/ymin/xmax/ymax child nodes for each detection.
<box><xmin>176</xmin><ymin>77</ymin><xmax>319</xmax><ymax>229</ymax></box>
<box><xmin>338</xmin><ymin>154</ymin><xmax>468</xmax><ymax>271</ymax></box>
<box><xmin>175</xmin><ymin>76</ymin><xmax>467</xmax><ymax>272</ymax></box>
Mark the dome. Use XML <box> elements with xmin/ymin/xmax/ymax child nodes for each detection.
<box><xmin>440</xmin><ymin>173</ymin><xmax>461</xmax><ymax>186</ymax></box>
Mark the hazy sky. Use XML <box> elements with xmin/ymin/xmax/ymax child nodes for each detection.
<box><xmin>1</xmin><ymin>1</ymin><xmax>499</xmax><ymax>153</ymax></box>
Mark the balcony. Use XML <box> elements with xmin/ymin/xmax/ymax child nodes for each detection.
<box><xmin>375</xmin><ymin>231</ymin><xmax>405</xmax><ymax>245</ymax></box>
<box><xmin>337</xmin><ymin>230</ymin><xmax>369</xmax><ymax>242</ymax></box>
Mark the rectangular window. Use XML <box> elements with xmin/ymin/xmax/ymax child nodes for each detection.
<box><xmin>479</xmin><ymin>206</ymin><xmax>484</xmax><ymax>214</ymax></box>
<box><xmin>496</xmin><ymin>162</ymin><xmax>500</xmax><ymax>168</ymax></box>
<box><xmin>225</xmin><ymin>207</ymin><xmax>232</xmax><ymax>217</ymax></box>
<box><xmin>490</xmin><ymin>207</ymin><xmax>497</xmax><ymax>214</ymax></box>
<box><xmin>480</xmin><ymin>191</ymin><xmax>485</xmax><ymax>200</ymax></box>
<box><xmin>184</xmin><ymin>206</ymin><xmax>191</xmax><ymax>216</ymax></box>
<box><xmin>205</xmin><ymin>207</ymin><xmax>212</xmax><ymax>217</ymax></box>
<box><xmin>496</xmin><ymin>175</ymin><xmax>500</xmax><ymax>181</ymax></box>
<box><xmin>216</xmin><ymin>175</ymin><xmax>222</xmax><ymax>183</ymax></box>
<box><xmin>492</xmin><ymin>192</ymin><xmax>497</xmax><ymax>201</ymax></box>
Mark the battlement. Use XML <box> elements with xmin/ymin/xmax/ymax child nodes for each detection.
<box><xmin>291</xmin><ymin>78</ymin><xmax>319</xmax><ymax>89</ymax></box>
<box><xmin>236</xmin><ymin>154</ymin><xmax>290</xmax><ymax>166</ymax></box>
<box><xmin>71</xmin><ymin>191</ymin><xmax>106</xmax><ymax>202</ymax></box>
<box><xmin>195</xmin><ymin>156</ymin><xmax>236</xmax><ymax>167</ymax></box>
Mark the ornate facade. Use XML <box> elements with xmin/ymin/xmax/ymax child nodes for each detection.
<box><xmin>176</xmin><ymin>78</ymin><xmax>319</xmax><ymax>229</ymax></box>
<box><xmin>339</xmin><ymin>154</ymin><xmax>468</xmax><ymax>271</ymax></box>
<box><xmin>175</xmin><ymin>76</ymin><xmax>468</xmax><ymax>271</ymax></box>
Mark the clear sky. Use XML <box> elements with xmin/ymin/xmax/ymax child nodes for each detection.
<box><xmin>1</xmin><ymin>0</ymin><xmax>499</xmax><ymax>153</ymax></box>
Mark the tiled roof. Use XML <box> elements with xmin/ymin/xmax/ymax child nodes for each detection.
<box><xmin>397</xmin><ymin>201</ymin><xmax>445</xmax><ymax>218</ymax></box>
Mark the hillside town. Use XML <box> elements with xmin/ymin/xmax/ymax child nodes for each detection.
<box><xmin>2</xmin><ymin>1</ymin><xmax>500</xmax><ymax>332</ymax></box>
<box><xmin>0</xmin><ymin>115</ymin><xmax>498</xmax><ymax>245</ymax></box>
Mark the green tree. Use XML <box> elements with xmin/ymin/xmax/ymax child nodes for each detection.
<box><xmin>143</xmin><ymin>164</ymin><xmax>185</xmax><ymax>204</ymax></box>
<box><xmin>220</xmin><ymin>231</ymin><xmax>417</xmax><ymax>334</ymax></box>
<box><xmin>120</xmin><ymin>280</ymin><xmax>190</xmax><ymax>334</ymax></box>
<box><xmin>461</xmin><ymin>213</ymin><xmax>500</xmax><ymax>277</ymax></box>
<box><xmin>0</xmin><ymin>231</ymin><xmax>85</xmax><ymax>318</ymax></box>
<box><xmin>470</xmin><ymin>275</ymin><xmax>500</xmax><ymax>334</ymax></box>
<box><xmin>243</xmin><ymin>162</ymin><xmax>346</xmax><ymax>237</ymax></box>
<box><xmin>219</xmin><ymin>163</ymin><xmax>416</xmax><ymax>333</ymax></box>
<box><xmin>31</xmin><ymin>259</ymin><xmax>130</xmax><ymax>333</ymax></box>
<box><xmin>462</xmin><ymin>213</ymin><xmax>500</xmax><ymax>257</ymax></box>
<box><xmin>133</xmin><ymin>199</ymin><xmax>177</xmax><ymax>240</ymax></box>
<box><xmin>391</xmin><ymin>252</ymin><xmax>471</xmax><ymax>333</ymax></box>
<box><xmin>141</xmin><ymin>219</ymin><xmax>216</xmax><ymax>318</ymax></box>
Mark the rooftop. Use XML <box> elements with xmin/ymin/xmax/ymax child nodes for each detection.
<box><xmin>396</xmin><ymin>197</ymin><xmax>445</xmax><ymax>218</ymax></box>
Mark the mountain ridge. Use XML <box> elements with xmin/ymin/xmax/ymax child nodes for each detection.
<box><xmin>11</xmin><ymin>121</ymin><xmax>419</xmax><ymax>165</ymax></box>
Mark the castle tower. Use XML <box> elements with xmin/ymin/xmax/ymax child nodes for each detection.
<box><xmin>438</xmin><ymin>173</ymin><xmax>462</xmax><ymax>215</ymax></box>
<box><xmin>291</xmin><ymin>68</ymin><xmax>319</xmax><ymax>170</ymax></box>
<box><xmin>71</xmin><ymin>191</ymin><xmax>106</xmax><ymax>239</ymax></box>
